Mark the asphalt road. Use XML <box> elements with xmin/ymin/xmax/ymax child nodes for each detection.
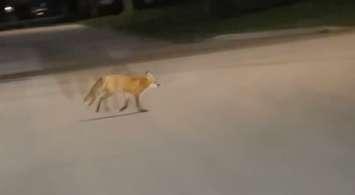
<box><xmin>0</xmin><ymin>24</ymin><xmax>168</xmax><ymax>75</ymax></box>
<box><xmin>1</xmin><ymin>30</ymin><xmax>355</xmax><ymax>195</ymax></box>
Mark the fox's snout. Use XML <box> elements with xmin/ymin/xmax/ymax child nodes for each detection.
<box><xmin>150</xmin><ymin>82</ymin><xmax>160</xmax><ymax>88</ymax></box>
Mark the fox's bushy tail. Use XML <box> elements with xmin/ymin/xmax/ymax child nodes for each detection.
<box><xmin>84</xmin><ymin>77</ymin><xmax>104</xmax><ymax>106</ymax></box>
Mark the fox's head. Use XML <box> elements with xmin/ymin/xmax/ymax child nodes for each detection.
<box><xmin>145</xmin><ymin>71</ymin><xmax>160</xmax><ymax>88</ymax></box>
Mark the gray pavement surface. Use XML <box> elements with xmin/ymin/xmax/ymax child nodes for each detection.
<box><xmin>0</xmin><ymin>24</ymin><xmax>169</xmax><ymax>75</ymax></box>
<box><xmin>1</xmin><ymin>29</ymin><xmax>355</xmax><ymax>195</ymax></box>
<box><xmin>1</xmin><ymin>24</ymin><xmax>347</xmax><ymax>80</ymax></box>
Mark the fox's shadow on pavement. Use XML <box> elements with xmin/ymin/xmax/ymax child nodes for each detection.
<box><xmin>81</xmin><ymin>111</ymin><xmax>147</xmax><ymax>122</ymax></box>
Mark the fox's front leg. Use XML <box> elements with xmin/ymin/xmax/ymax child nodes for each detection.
<box><xmin>119</xmin><ymin>94</ymin><xmax>130</xmax><ymax>112</ymax></box>
<box><xmin>135</xmin><ymin>95</ymin><xmax>148</xmax><ymax>112</ymax></box>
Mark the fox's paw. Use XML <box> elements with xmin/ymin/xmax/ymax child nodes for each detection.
<box><xmin>138</xmin><ymin>109</ymin><xmax>149</xmax><ymax>113</ymax></box>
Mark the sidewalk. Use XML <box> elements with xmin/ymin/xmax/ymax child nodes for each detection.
<box><xmin>0</xmin><ymin>24</ymin><xmax>350</xmax><ymax>81</ymax></box>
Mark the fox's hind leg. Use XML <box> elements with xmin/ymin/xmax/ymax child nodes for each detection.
<box><xmin>119</xmin><ymin>93</ymin><xmax>130</xmax><ymax>112</ymax></box>
<box><xmin>84</xmin><ymin>91</ymin><xmax>96</xmax><ymax>106</ymax></box>
<box><xmin>96</xmin><ymin>92</ymin><xmax>112</xmax><ymax>113</ymax></box>
<box><xmin>87</xmin><ymin>95</ymin><xmax>96</xmax><ymax>106</ymax></box>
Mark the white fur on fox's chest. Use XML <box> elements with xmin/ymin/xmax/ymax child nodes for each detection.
<box><xmin>140</xmin><ymin>83</ymin><xmax>157</xmax><ymax>96</ymax></box>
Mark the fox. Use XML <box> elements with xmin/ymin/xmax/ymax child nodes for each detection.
<box><xmin>84</xmin><ymin>71</ymin><xmax>160</xmax><ymax>113</ymax></box>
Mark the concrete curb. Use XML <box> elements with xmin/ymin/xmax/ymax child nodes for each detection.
<box><xmin>0</xmin><ymin>15</ymin><xmax>68</xmax><ymax>31</ymax></box>
<box><xmin>0</xmin><ymin>26</ymin><xmax>351</xmax><ymax>82</ymax></box>
<box><xmin>211</xmin><ymin>26</ymin><xmax>349</xmax><ymax>41</ymax></box>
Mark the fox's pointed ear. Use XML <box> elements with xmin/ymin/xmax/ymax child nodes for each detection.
<box><xmin>145</xmin><ymin>71</ymin><xmax>153</xmax><ymax>77</ymax></box>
